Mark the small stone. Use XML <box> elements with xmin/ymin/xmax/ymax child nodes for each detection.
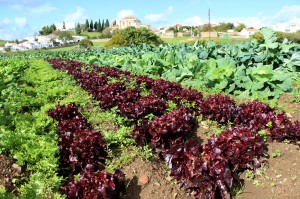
<box><xmin>283</xmin><ymin>178</ymin><xmax>287</xmax><ymax>183</ymax></box>
<box><xmin>12</xmin><ymin>163</ymin><xmax>21</xmax><ymax>173</ymax></box>
<box><xmin>276</xmin><ymin>174</ymin><xmax>282</xmax><ymax>178</ymax></box>
<box><xmin>154</xmin><ymin>182</ymin><xmax>161</xmax><ymax>186</ymax></box>
<box><xmin>173</xmin><ymin>193</ymin><xmax>178</xmax><ymax>199</ymax></box>
<box><xmin>138</xmin><ymin>175</ymin><xmax>149</xmax><ymax>185</ymax></box>
<box><xmin>166</xmin><ymin>176</ymin><xmax>173</xmax><ymax>181</ymax></box>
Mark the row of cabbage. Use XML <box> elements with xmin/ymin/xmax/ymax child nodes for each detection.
<box><xmin>2</xmin><ymin>27</ymin><xmax>297</xmax><ymax>100</ymax></box>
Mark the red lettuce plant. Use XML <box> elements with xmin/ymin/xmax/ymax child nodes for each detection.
<box><xmin>235</xmin><ymin>100</ymin><xmax>274</xmax><ymax>131</ymax></box>
<box><xmin>207</xmin><ymin>127</ymin><xmax>268</xmax><ymax>171</ymax></box>
<box><xmin>118</xmin><ymin>94</ymin><xmax>167</xmax><ymax>120</ymax></box>
<box><xmin>235</xmin><ymin>100</ymin><xmax>300</xmax><ymax>144</ymax></box>
<box><xmin>164</xmin><ymin>139</ymin><xmax>232</xmax><ymax>199</ymax></box>
<box><xmin>200</xmin><ymin>94</ymin><xmax>237</xmax><ymax>125</ymax></box>
<box><xmin>136</xmin><ymin>75</ymin><xmax>155</xmax><ymax>89</ymax></box>
<box><xmin>48</xmin><ymin>103</ymin><xmax>107</xmax><ymax>175</ymax></box>
<box><xmin>151</xmin><ymin>79</ymin><xmax>183</xmax><ymax>101</ymax></box>
<box><xmin>148</xmin><ymin>106</ymin><xmax>197</xmax><ymax>150</ymax></box>
<box><xmin>131</xmin><ymin>118</ymin><xmax>152</xmax><ymax>146</ymax></box>
<box><xmin>62</xmin><ymin>165</ymin><xmax>125</xmax><ymax>199</ymax></box>
<box><xmin>95</xmin><ymin>82</ymin><xmax>126</xmax><ymax>109</ymax></box>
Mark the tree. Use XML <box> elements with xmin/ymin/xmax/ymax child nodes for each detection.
<box><xmin>104</xmin><ymin>26</ymin><xmax>163</xmax><ymax>48</ymax></box>
<box><xmin>235</xmin><ymin>23</ymin><xmax>246</xmax><ymax>32</ymax></box>
<box><xmin>99</xmin><ymin>27</ymin><xmax>112</xmax><ymax>39</ymax></box>
<box><xmin>39</xmin><ymin>25</ymin><xmax>54</xmax><ymax>35</ymax></box>
<box><xmin>50</xmin><ymin>23</ymin><xmax>57</xmax><ymax>31</ymax></box>
<box><xmin>55</xmin><ymin>30</ymin><xmax>73</xmax><ymax>43</ymax></box>
<box><xmin>105</xmin><ymin>19</ymin><xmax>110</xmax><ymax>28</ymax></box>
<box><xmin>94</xmin><ymin>21</ymin><xmax>98</xmax><ymax>31</ymax></box>
<box><xmin>97</xmin><ymin>19</ymin><xmax>101</xmax><ymax>32</ymax></box>
<box><xmin>79</xmin><ymin>38</ymin><xmax>93</xmax><ymax>49</ymax></box>
<box><xmin>200</xmin><ymin>24</ymin><xmax>211</xmax><ymax>32</ymax></box>
<box><xmin>90</xmin><ymin>20</ymin><xmax>93</xmax><ymax>30</ymax></box>
<box><xmin>101</xmin><ymin>20</ymin><xmax>105</xmax><ymax>32</ymax></box>
<box><xmin>4</xmin><ymin>46</ymin><xmax>11</xmax><ymax>52</ymax></box>
<box><xmin>213</xmin><ymin>22</ymin><xmax>234</xmax><ymax>32</ymax></box>
<box><xmin>85</xmin><ymin>19</ymin><xmax>89</xmax><ymax>31</ymax></box>
<box><xmin>75</xmin><ymin>23</ymin><xmax>81</xmax><ymax>35</ymax></box>
<box><xmin>63</xmin><ymin>21</ymin><xmax>66</xmax><ymax>29</ymax></box>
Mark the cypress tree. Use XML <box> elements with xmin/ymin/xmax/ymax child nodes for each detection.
<box><xmin>97</xmin><ymin>19</ymin><xmax>101</xmax><ymax>32</ymax></box>
<box><xmin>75</xmin><ymin>23</ymin><xmax>81</xmax><ymax>35</ymax></box>
<box><xmin>90</xmin><ymin>20</ymin><xmax>93</xmax><ymax>30</ymax></box>
<box><xmin>101</xmin><ymin>20</ymin><xmax>105</xmax><ymax>32</ymax></box>
<box><xmin>105</xmin><ymin>19</ymin><xmax>110</xmax><ymax>28</ymax></box>
<box><xmin>85</xmin><ymin>19</ymin><xmax>89</xmax><ymax>31</ymax></box>
<box><xmin>94</xmin><ymin>21</ymin><xmax>98</xmax><ymax>30</ymax></box>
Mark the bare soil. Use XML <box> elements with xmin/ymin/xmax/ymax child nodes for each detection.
<box><xmin>0</xmin><ymin>154</ymin><xmax>27</xmax><ymax>195</ymax></box>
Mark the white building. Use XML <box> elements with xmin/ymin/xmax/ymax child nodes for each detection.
<box><xmin>239</xmin><ymin>28</ymin><xmax>260</xmax><ymax>38</ymax></box>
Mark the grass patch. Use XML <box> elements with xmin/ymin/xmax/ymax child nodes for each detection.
<box><xmin>92</xmin><ymin>40</ymin><xmax>108</xmax><ymax>48</ymax></box>
<box><xmin>81</xmin><ymin>31</ymin><xmax>101</xmax><ymax>39</ymax></box>
<box><xmin>162</xmin><ymin>36</ymin><xmax>247</xmax><ymax>45</ymax></box>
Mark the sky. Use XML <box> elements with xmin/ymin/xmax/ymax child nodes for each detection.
<box><xmin>0</xmin><ymin>0</ymin><xmax>300</xmax><ymax>40</ymax></box>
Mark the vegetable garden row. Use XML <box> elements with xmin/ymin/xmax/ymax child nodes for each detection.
<box><xmin>0</xmin><ymin>27</ymin><xmax>300</xmax><ymax>198</ymax></box>
<box><xmin>44</xmin><ymin>58</ymin><xmax>299</xmax><ymax>198</ymax></box>
<box><xmin>2</xmin><ymin>28</ymin><xmax>299</xmax><ymax>101</ymax></box>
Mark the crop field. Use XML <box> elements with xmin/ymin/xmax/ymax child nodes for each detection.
<box><xmin>0</xmin><ymin>28</ymin><xmax>300</xmax><ymax>199</ymax></box>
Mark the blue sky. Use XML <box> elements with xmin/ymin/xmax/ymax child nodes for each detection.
<box><xmin>0</xmin><ymin>0</ymin><xmax>300</xmax><ymax>40</ymax></box>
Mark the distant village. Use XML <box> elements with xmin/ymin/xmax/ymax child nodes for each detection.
<box><xmin>1</xmin><ymin>16</ymin><xmax>299</xmax><ymax>53</ymax></box>
<box><xmin>0</xmin><ymin>34</ymin><xmax>84</xmax><ymax>53</ymax></box>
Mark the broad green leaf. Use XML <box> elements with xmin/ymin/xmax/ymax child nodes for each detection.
<box><xmin>261</xmin><ymin>27</ymin><xmax>277</xmax><ymax>44</ymax></box>
<box><xmin>251</xmin><ymin>65</ymin><xmax>273</xmax><ymax>82</ymax></box>
<box><xmin>252</xmin><ymin>81</ymin><xmax>265</xmax><ymax>90</ymax></box>
<box><xmin>215</xmin><ymin>78</ymin><xmax>228</xmax><ymax>90</ymax></box>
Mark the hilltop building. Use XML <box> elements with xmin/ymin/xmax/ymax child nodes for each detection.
<box><xmin>111</xmin><ymin>16</ymin><xmax>149</xmax><ymax>31</ymax></box>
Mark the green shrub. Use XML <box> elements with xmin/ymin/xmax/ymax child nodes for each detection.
<box><xmin>79</xmin><ymin>38</ymin><xmax>94</xmax><ymax>49</ymax></box>
<box><xmin>277</xmin><ymin>30</ymin><xmax>300</xmax><ymax>43</ymax></box>
<box><xmin>250</xmin><ymin>32</ymin><xmax>264</xmax><ymax>43</ymax></box>
<box><xmin>104</xmin><ymin>34</ymin><xmax>125</xmax><ymax>47</ymax></box>
<box><xmin>251</xmin><ymin>30</ymin><xmax>300</xmax><ymax>44</ymax></box>
<box><xmin>104</xmin><ymin>26</ymin><xmax>163</xmax><ymax>48</ymax></box>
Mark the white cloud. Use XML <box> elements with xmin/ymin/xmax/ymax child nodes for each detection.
<box><xmin>27</xmin><ymin>3</ymin><xmax>56</xmax><ymax>15</ymax></box>
<box><xmin>184</xmin><ymin>16</ymin><xmax>203</xmax><ymax>26</ymax></box>
<box><xmin>14</xmin><ymin>17</ymin><xmax>27</xmax><ymax>27</ymax></box>
<box><xmin>274</xmin><ymin>5</ymin><xmax>300</xmax><ymax>23</ymax></box>
<box><xmin>215</xmin><ymin>5</ymin><xmax>300</xmax><ymax>30</ymax></box>
<box><xmin>64</xmin><ymin>6</ymin><xmax>87</xmax><ymax>23</ymax></box>
<box><xmin>144</xmin><ymin>6</ymin><xmax>174</xmax><ymax>23</ymax></box>
<box><xmin>0</xmin><ymin>17</ymin><xmax>32</xmax><ymax>40</ymax></box>
<box><xmin>117</xmin><ymin>9</ymin><xmax>134</xmax><ymax>20</ymax></box>
<box><xmin>0</xmin><ymin>17</ymin><xmax>27</xmax><ymax>28</ymax></box>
